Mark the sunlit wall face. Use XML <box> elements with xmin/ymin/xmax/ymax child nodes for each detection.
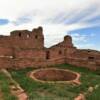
<box><xmin>0</xmin><ymin>0</ymin><xmax>100</xmax><ymax>50</ymax></box>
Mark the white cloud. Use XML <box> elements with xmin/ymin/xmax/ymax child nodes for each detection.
<box><xmin>69</xmin><ymin>33</ymin><xmax>95</xmax><ymax>43</ymax></box>
<box><xmin>69</xmin><ymin>33</ymin><xmax>98</xmax><ymax>50</ymax></box>
<box><xmin>76</xmin><ymin>43</ymin><xmax>96</xmax><ymax>50</ymax></box>
<box><xmin>0</xmin><ymin>0</ymin><xmax>100</xmax><ymax>49</ymax></box>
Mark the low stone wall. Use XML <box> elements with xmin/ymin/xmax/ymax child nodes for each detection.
<box><xmin>66</xmin><ymin>58</ymin><xmax>98</xmax><ymax>70</ymax></box>
<box><xmin>12</xmin><ymin>57</ymin><xmax>65</xmax><ymax>69</ymax></box>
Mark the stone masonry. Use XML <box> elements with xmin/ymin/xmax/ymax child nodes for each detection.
<box><xmin>0</xmin><ymin>26</ymin><xmax>100</xmax><ymax>70</ymax></box>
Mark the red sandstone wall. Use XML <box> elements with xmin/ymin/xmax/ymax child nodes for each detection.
<box><xmin>0</xmin><ymin>58</ymin><xmax>12</xmax><ymax>69</ymax></box>
<box><xmin>65</xmin><ymin>49</ymin><xmax>100</xmax><ymax>70</ymax></box>
<box><xmin>48</xmin><ymin>48</ymin><xmax>65</xmax><ymax>60</ymax></box>
<box><xmin>47</xmin><ymin>35</ymin><xmax>75</xmax><ymax>60</ymax></box>
<box><xmin>14</xmin><ymin>49</ymin><xmax>46</xmax><ymax>60</ymax></box>
<box><xmin>0</xmin><ymin>27</ymin><xmax>45</xmax><ymax>69</ymax></box>
<box><xmin>0</xmin><ymin>27</ymin><xmax>44</xmax><ymax>49</ymax></box>
<box><xmin>13</xmin><ymin>57</ymin><xmax>65</xmax><ymax>69</ymax></box>
<box><xmin>0</xmin><ymin>36</ymin><xmax>11</xmax><ymax>47</ymax></box>
<box><xmin>10</xmin><ymin>36</ymin><xmax>44</xmax><ymax>49</ymax></box>
<box><xmin>0</xmin><ymin>27</ymin><xmax>99</xmax><ymax>71</ymax></box>
<box><xmin>0</xmin><ymin>46</ymin><xmax>12</xmax><ymax>56</ymax></box>
<box><xmin>66</xmin><ymin>58</ymin><xmax>97</xmax><ymax>70</ymax></box>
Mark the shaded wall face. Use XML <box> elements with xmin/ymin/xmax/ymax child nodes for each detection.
<box><xmin>46</xmin><ymin>48</ymin><xmax>65</xmax><ymax>60</ymax></box>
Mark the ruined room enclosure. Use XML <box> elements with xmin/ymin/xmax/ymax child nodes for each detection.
<box><xmin>29</xmin><ymin>68</ymin><xmax>80</xmax><ymax>84</ymax></box>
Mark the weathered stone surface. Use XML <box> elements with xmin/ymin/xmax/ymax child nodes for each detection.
<box><xmin>0</xmin><ymin>26</ymin><xmax>99</xmax><ymax>70</ymax></box>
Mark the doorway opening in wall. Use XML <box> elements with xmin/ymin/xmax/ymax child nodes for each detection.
<box><xmin>19</xmin><ymin>32</ymin><xmax>21</xmax><ymax>37</ymax></box>
<box><xmin>46</xmin><ymin>51</ymin><xmax>50</xmax><ymax>59</ymax></box>
<box><xmin>35</xmin><ymin>35</ymin><xmax>38</xmax><ymax>39</ymax></box>
<box><xmin>59</xmin><ymin>50</ymin><xmax>62</xmax><ymax>55</ymax></box>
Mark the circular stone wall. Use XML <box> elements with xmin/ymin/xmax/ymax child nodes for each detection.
<box><xmin>30</xmin><ymin>68</ymin><xmax>80</xmax><ymax>84</ymax></box>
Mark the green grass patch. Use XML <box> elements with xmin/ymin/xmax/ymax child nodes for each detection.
<box><xmin>8</xmin><ymin>64</ymin><xmax>100</xmax><ymax>100</ymax></box>
<box><xmin>0</xmin><ymin>71</ymin><xmax>17</xmax><ymax>100</ymax></box>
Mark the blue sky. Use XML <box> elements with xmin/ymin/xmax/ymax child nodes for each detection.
<box><xmin>0</xmin><ymin>19</ymin><xmax>9</xmax><ymax>25</ymax></box>
<box><xmin>0</xmin><ymin>0</ymin><xmax>100</xmax><ymax>50</ymax></box>
<box><xmin>69</xmin><ymin>27</ymin><xmax>100</xmax><ymax>50</ymax></box>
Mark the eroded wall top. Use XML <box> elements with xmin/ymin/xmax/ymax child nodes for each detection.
<box><xmin>0</xmin><ymin>26</ymin><xmax>44</xmax><ymax>49</ymax></box>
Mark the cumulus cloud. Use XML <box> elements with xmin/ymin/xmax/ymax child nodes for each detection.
<box><xmin>0</xmin><ymin>0</ymin><xmax>100</xmax><ymax>49</ymax></box>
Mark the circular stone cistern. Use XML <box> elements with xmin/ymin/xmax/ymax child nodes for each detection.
<box><xmin>29</xmin><ymin>68</ymin><xmax>81</xmax><ymax>84</ymax></box>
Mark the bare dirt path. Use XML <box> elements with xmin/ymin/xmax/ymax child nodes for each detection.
<box><xmin>74</xmin><ymin>93</ymin><xmax>85</xmax><ymax>100</ymax></box>
<box><xmin>0</xmin><ymin>90</ymin><xmax>3</xmax><ymax>100</ymax></box>
<box><xmin>1</xmin><ymin>69</ymin><xmax>28</xmax><ymax>100</ymax></box>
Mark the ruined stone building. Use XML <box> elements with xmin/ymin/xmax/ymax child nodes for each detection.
<box><xmin>0</xmin><ymin>26</ymin><xmax>100</xmax><ymax>70</ymax></box>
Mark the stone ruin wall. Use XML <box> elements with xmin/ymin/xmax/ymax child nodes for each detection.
<box><xmin>0</xmin><ymin>26</ymin><xmax>100</xmax><ymax>70</ymax></box>
<box><xmin>66</xmin><ymin>49</ymin><xmax>100</xmax><ymax>70</ymax></box>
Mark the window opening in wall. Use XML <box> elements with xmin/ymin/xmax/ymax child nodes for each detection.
<box><xmin>88</xmin><ymin>50</ymin><xmax>91</xmax><ymax>52</ymax></box>
<box><xmin>46</xmin><ymin>51</ymin><xmax>50</xmax><ymax>59</ymax></box>
<box><xmin>19</xmin><ymin>32</ymin><xmax>21</xmax><ymax>37</ymax></box>
<box><xmin>59</xmin><ymin>50</ymin><xmax>62</xmax><ymax>55</ymax></box>
<box><xmin>35</xmin><ymin>35</ymin><xmax>38</xmax><ymax>39</ymax></box>
<box><xmin>88</xmin><ymin>56</ymin><xmax>94</xmax><ymax>60</ymax></box>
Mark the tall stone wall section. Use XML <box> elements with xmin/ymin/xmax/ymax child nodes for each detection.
<box><xmin>0</xmin><ymin>26</ymin><xmax>99</xmax><ymax>70</ymax></box>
